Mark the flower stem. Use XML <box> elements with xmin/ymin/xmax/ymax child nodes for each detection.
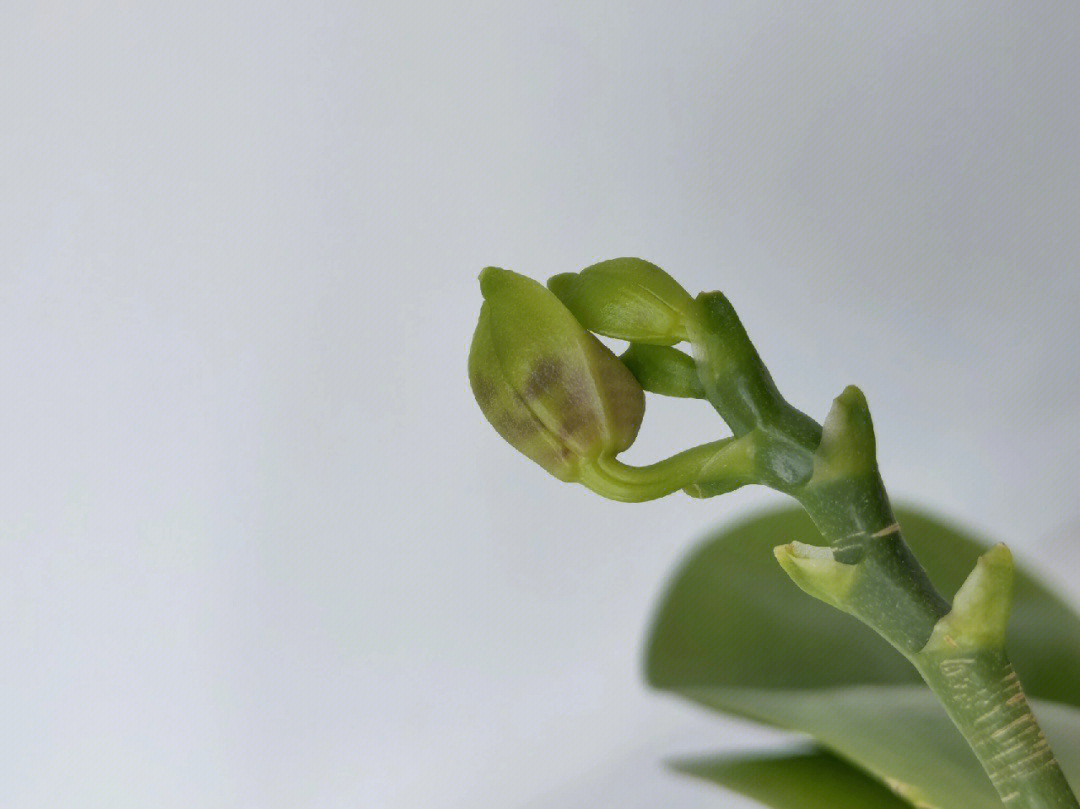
<box><xmin>680</xmin><ymin>293</ymin><xmax>1080</xmax><ymax>809</ymax></box>
<box><xmin>577</xmin><ymin>438</ymin><xmax>754</xmax><ymax>503</ymax></box>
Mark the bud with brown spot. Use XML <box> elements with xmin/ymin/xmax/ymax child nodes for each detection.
<box><xmin>468</xmin><ymin>267</ymin><xmax>645</xmax><ymax>481</ymax></box>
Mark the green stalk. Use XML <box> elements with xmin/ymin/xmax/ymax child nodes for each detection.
<box><xmin>577</xmin><ymin>438</ymin><xmax>752</xmax><ymax>503</ymax></box>
<box><xmin>683</xmin><ymin>292</ymin><xmax>1080</xmax><ymax>809</ymax></box>
<box><xmin>470</xmin><ymin>262</ymin><xmax>1078</xmax><ymax>806</ymax></box>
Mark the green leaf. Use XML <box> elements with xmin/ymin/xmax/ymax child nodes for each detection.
<box><xmin>677</xmin><ymin>686</ymin><xmax>1080</xmax><ymax>809</ymax></box>
<box><xmin>673</xmin><ymin>747</ymin><xmax>914</xmax><ymax>809</ymax></box>
<box><xmin>646</xmin><ymin>506</ymin><xmax>1080</xmax><ymax>807</ymax></box>
<box><xmin>645</xmin><ymin>506</ymin><xmax>1080</xmax><ymax>707</ymax></box>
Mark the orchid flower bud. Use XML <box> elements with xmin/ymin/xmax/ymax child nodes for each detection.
<box><xmin>547</xmin><ymin>257</ymin><xmax>697</xmax><ymax>346</ymax></box>
<box><xmin>468</xmin><ymin>267</ymin><xmax>645</xmax><ymax>481</ymax></box>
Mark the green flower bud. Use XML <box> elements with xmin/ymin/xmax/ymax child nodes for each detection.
<box><xmin>620</xmin><ymin>343</ymin><xmax>705</xmax><ymax>399</ymax></box>
<box><xmin>547</xmin><ymin>257</ymin><xmax>697</xmax><ymax>346</ymax></box>
<box><xmin>468</xmin><ymin>267</ymin><xmax>645</xmax><ymax>481</ymax></box>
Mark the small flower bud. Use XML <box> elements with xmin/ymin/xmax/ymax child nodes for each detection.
<box><xmin>547</xmin><ymin>258</ymin><xmax>697</xmax><ymax>346</ymax></box>
<box><xmin>620</xmin><ymin>343</ymin><xmax>705</xmax><ymax>399</ymax></box>
<box><xmin>468</xmin><ymin>267</ymin><xmax>645</xmax><ymax>481</ymax></box>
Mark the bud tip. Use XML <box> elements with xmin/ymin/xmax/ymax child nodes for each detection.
<box><xmin>546</xmin><ymin>272</ymin><xmax>576</xmax><ymax>300</ymax></box>
<box><xmin>478</xmin><ymin>266</ymin><xmax>512</xmax><ymax>299</ymax></box>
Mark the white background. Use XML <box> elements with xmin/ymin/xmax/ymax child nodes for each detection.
<box><xmin>3</xmin><ymin>3</ymin><xmax>1079</xmax><ymax>807</ymax></box>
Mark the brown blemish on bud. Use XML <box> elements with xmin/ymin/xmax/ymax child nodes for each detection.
<box><xmin>469</xmin><ymin>267</ymin><xmax>646</xmax><ymax>479</ymax></box>
<box><xmin>555</xmin><ymin>376</ymin><xmax>598</xmax><ymax>440</ymax></box>
<box><xmin>524</xmin><ymin>358</ymin><xmax>563</xmax><ymax>400</ymax></box>
<box><xmin>591</xmin><ymin>341</ymin><xmax>646</xmax><ymax>451</ymax></box>
<box><xmin>472</xmin><ymin>375</ymin><xmax>496</xmax><ymax>408</ymax></box>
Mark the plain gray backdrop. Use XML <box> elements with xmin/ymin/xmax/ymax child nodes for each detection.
<box><xmin>3</xmin><ymin>3</ymin><xmax>1079</xmax><ymax>807</ymax></box>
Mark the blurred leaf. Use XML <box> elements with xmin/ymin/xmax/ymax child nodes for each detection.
<box><xmin>646</xmin><ymin>506</ymin><xmax>1080</xmax><ymax>807</ymax></box>
<box><xmin>673</xmin><ymin>747</ymin><xmax>913</xmax><ymax>809</ymax></box>
<box><xmin>678</xmin><ymin>686</ymin><xmax>1080</xmax><ymax>809</ymax></box>
<box><xmin>646</xmin><ymin>506</ymin><xmax>1080</xmax><ymax>706</ymax></box>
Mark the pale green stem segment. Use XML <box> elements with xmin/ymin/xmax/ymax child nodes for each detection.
<box><xmin>777</xmin><ymin>539</ymin><xmax>1077</xmax><ymax>807</ymax></box>
<box><xmin>917</xmin><ymin>546</ymin><xmax>1077</xmax><ymax>808</ymax></box>
<box><xmin>577</xmin><ymin>436</ymin><xmax>756</xmax><ymax>503</ymax></box>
